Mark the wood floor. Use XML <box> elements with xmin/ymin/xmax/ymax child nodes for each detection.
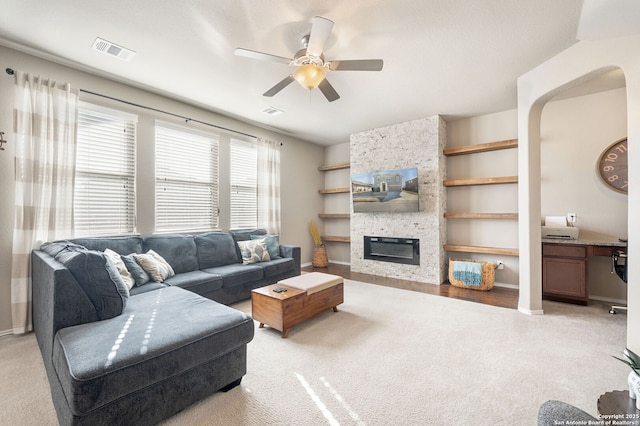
<box><xmin>302</xmin><ymin>263</ymin><xmax>519</xmax><ymax>309</ymax></box>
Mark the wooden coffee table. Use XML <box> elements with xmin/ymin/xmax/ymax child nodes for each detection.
<box><xmin>251</xmin><ymin>275</ymin><xmax>343</xmax><ymax>338</ymax></box>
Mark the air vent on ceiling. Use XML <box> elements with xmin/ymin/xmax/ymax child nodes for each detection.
<box><xmin>262</xmin><ymin>106</ymin><xmax>283</xmax><ymax>116</ymax></box>
<box><xmin>92</xmin><ymin>37</ymin><xmax>136</xmax><ymax>61</ymax></box>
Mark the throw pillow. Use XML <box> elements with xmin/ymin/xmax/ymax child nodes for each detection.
<box><xmin>237</xmin><ymin>238</ymin><xmax>271</xmax><ymax>265</ymax></box>
<box><xmin>251</xmin><ymin>234</ymin><xmax>280</xmax><ymax>259</ymax></box>
<box><xmin>60</xmin><ymin>250</ymin><xmax>129</xmax><ymax>320</ymax></box>
<box><xmin>121</xmin><ymin>254</ymin><xmax>151</xmax><ymax>287</ymax></box>
<box><xmin>104</xmin><ymin>249</ymin><xmax>135</xmax><ymax>290</ymax></box>
<box><xmin>133</xmin><ymin>250</ymin><xmax>175</xmax><ymax>282</ymax></box>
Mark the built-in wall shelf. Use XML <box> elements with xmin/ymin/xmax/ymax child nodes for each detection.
<box><xmin>318</xmin><ymin>162</ymin><xmax>351</xmax><ymax>250</ymax></box>
<box><xmin>444</xmin><ymin>244</ymin><xmax>519</xmax><ymax>256</ymax></box>
<box><xmin>322</xmin><ymin>235</ymin><xmax>351</xmax><ymax>243</ymax></box>
<box><xmin>444</xmin><ymin>212</ymin><xmax>518</xmax><ymax>220</ymax></box>
<box><xmin>318</xmin><ymin>162</ymin><xmax>350</xmax><ymax>171</ymax></box>
<box><xmin>319</xmin><ymin>187</ymin><xmax>350</xmax><ymax>194</ymax></box>
<box><xmin>318</xmin><ymin>213</ymin><xmax>350</xmax><ymax>219</ymax></box>
<box><xmin>443</xmin><ymin>139</ymin><xmax>518</xmax><ymax>156</ymax></box>
<box><xmin>443</xmin><ymin>176</ymin><xmax>518</xmax><ymax>187</ymax></box>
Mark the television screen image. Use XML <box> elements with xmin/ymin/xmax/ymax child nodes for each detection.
<box><xmin>351</xmin><ymin>167</ymin><xmax>419</xmax><ymax>213</ymax></box>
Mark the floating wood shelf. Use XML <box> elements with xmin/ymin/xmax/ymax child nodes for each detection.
<box><xmin>318</xmin><ymin>162</ymin><xmax>350</xmax><ymax>171</ymax></box>
<box><xmin>443</xmin><ymin>176</ymin><xmax>518</xmax><ymax>187</ymax></box>
<box><xmin>444</xmin><ymin>212</ymin><xmax>518</xmax><ymax>220</ymax></box>
<box><xmin>318</xmin><ymin>187</ymin><xmax>350</xmax><ymax>194</ymax></box>
<box><xmin>444</xmin><ymin>244</ymin><xmax>519</xmax><ymax>256</ymax></box>
<box><xmin>322</xmin><ymin>235</ymin><xmax>351</xmax><ymax>243</ymax></box>
<box><xmin>318</xmin><ymin>213</ymin><xmax>350</xmax><ymax>219</ymax></box>
<box><xmin>444</xmin><ymin>139</ymin><xmax>518</xmax><ymax>156</ymax></box>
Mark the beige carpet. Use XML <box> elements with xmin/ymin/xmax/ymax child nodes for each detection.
<box><xmin>0</xmin><ymin>280</ymin><xmax>629</xmax><ymax>425</ymax></box>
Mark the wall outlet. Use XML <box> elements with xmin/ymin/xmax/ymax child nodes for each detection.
<box><xmin>567</xmin><ymin>213</ymin><xmax>577</xmax><ymax>224</ymax></box>
<box><xmin>496</xmin><ymin>260</ymin><xmax>504</xmax><ymax>270</ymax></box>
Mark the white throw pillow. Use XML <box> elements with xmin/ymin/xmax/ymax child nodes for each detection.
<box><xmin>133</xmin><ymin>250</ymin><xmax>175</xmax><ymax>282</ymax></box>
<box><xmin>104</xmin><ymin>248</ymin><xmax>135</xmax><ymax>290</ymax></box>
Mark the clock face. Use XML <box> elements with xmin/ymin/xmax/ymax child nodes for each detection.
<box><xmin>597</xmin><ymin>138</ymin><xmax>628</xmax><ymax>194</ymax></box>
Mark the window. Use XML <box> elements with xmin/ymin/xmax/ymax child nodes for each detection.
<box><xmin>230</xmin><ymin>139</ymin><xmax>258</xmax><ymax>229</ymax></box>
<box><xmin>74</xmin><ymin>103</ymin><xmax>137</xmax><ymax>236</ymax></box>
<box><xmin>155</xmin><ymin>123</ymin><xmax>219</xmax><ymax>232</ymax></box>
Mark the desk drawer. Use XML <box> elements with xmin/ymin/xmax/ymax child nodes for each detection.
<box><xmin>543</xmin><ymin>244</ymin><xmax>586</xmax><ymax>258</ymax></box>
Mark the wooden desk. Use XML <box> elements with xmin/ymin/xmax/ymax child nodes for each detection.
<box><xmin>542</xmin><ymin>238</ymin><xmax>626</xmax><ymax>305</ymax></box>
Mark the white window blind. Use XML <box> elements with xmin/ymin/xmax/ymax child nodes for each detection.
<box><xmin>74</xmin><ymin>103</ymin><xmax>137</xmax><ymax>236</ymax></box>
<box><xmin>230</xmin><ymin>139</ymin><xmax>258</xmax><ymax>230</ymax></box>
<box><xmin>156</xmin><ymin>124</ymin><xmax>219</xmax><ymax>232</ymax></box>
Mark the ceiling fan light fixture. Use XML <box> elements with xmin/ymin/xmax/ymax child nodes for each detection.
<box><xmin>293</xmin><ymin>63</ymin><xmax>326</xmax><ymax>90</ymax></box>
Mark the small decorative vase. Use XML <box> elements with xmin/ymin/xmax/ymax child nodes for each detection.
<box><xmin>629</xmin><ymin>371</ymin><xmax>640</xmax><ymax>410</ymax></box>
<box><xmin>312</xmin><ymin>245</ymin><xmax>329</xmax><ymax>268</ymax></box>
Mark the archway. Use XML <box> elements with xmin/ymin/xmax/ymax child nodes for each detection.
<box><xmin>516</xmin><ymin>34</ymin><xmax>640</xmax><ymax>353</ymax></box>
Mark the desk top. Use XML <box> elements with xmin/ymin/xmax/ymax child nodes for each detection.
<box><xmin>542</xmin><ymin>236</ymin><xmax>627</xmax><ymax>248</ymax></box>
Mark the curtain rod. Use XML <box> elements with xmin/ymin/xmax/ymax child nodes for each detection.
<box><xmin>5</xmin><ymin>67</ymin><xmax>257</xmax><ymax>139</ymax></box>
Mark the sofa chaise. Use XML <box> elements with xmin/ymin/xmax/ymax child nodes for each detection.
<box><xmin>32</xmin><ymin>229</ymin><xmax>301</xmax><ymax>425</ymax></box>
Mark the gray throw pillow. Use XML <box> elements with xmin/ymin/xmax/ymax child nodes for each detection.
<box><xmin>59</xmin><ymin>250</ymin><xmax>129</xmax><ymax>320</ymax></box>
<box><xmin>121</xmin><ymin>254</ymin><xmax>150</xmax><ymax>287</ymax></box>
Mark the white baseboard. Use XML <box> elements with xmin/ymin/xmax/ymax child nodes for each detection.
<box><xmin>589</xmin><ymin>295</ymin><xmax>626</xmax><ymax>305</ymax></box>
<box><xmin>0</xmin><ymin>329</ymin><xmax>14</xmax><ymax>337</ymax></box>
<box><xmin>493</xmin><ymin>282</ymin><xmax>518</xmax><ymax>290</ymax></box>
<box><xmin>518</xmin><ymin>306</ymin><xmax>545</xmax><ymax>315</ymax></box>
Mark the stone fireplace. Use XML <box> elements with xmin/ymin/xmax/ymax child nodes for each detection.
<box><xmin>350</xmin><ymin>115</ymin><xmax>447</xmax><ymax>284</ymax></box>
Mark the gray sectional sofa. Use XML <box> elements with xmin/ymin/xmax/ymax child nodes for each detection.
<box><xmin>32</xmin><ymin>229</ymin><xmax>301</xmax><ymax>425</ymax></box>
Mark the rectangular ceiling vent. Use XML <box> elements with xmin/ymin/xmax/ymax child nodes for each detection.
<box><xmin>92</xmin><ymin>37</ymin><xmax>136</xmax><ymax>61</ymax></box>
<box><xmin>262</xmin><ymin>106</ymin><xmax>283</xmax><ymax>116</ymax></box>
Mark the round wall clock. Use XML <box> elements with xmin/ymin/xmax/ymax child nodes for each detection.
<box><xmin>597</xmin><ymin>137</ymin><xmax>628</xmax><ymax>194</ymax></box>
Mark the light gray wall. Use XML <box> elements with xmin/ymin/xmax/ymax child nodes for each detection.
<box><xmin>0</xmin><ymin>45</ymin><xmax>324</xmax><ymax>334</ymax></box>
<box><xmin>446</xmin><ymin>86</ymin><xmax>628</xmax><ymax>300</ymax></box>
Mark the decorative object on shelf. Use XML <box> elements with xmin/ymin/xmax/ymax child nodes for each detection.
<box><xmin>612</xmin><ymin>347</ymin><xmax>640</xmax><ymax>409</ymax></box>
<box><xmin>309</xmin><ymin>221</ymin><xmax>328</xmax><ymax>267</ymax></box>
<box><xmin>0</xmin><ymin>131</ymin><xmax>7</xmax><ymax>150</ymax></box>
<box><xmin>598</xmin><ymin>137</ymin><xmax>628</xmax><ymax>194</ymax></box>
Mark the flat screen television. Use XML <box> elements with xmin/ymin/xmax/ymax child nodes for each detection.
<box><xmin>351</xmin><ymin>167</ymin><xmax>419</xmax><ymax>213</ymax></box>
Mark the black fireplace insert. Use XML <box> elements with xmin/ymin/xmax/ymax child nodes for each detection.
<box><xmin>364</xmin><ymin>236</ymin><xmax>420</xmax><ymax>265</ymax></box>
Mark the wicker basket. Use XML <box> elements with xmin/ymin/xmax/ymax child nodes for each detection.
<box><xmin>448</xmin><ymin>258</ymin><xmax>495</xmax><ymax>291</ymax></box>
<box><xmin>312</xmin><ymin>245</ymin><xmax>329</xmax><ymax>268</ymax></box>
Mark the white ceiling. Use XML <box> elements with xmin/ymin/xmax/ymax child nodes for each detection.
<box><xmin>0</xmin><ymin>0</ymin><xmax>630</xmax><ymax>145</ymax></box>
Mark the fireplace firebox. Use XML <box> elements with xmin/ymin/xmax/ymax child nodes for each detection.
<box><xmin>364</xmin><ymin>236</ymin><xmax>420</xmax><ymax>265</ymax></box>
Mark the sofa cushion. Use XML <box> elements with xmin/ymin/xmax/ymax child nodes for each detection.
<box><xmin>52</xmin><ymin>286</ymin><xmax>254</xmax><ymax>416</ymax></box>
<box><xmin>56</xmin><ymin>250</ymin><xmax>129</xmax><ymax>320</ymax></box>
<box><xmin>251</xmin><ymin>234</ymin><xmax>280</xmax><ymax>259</ymax></box>
<box><xmin>163</xmin><ymin>270</ymin><xmax>224</xmax><ymax>295</ymax></box>
<box><xmin>133</xmin><ymin>250</ymin><xmax>175</xmax><ymax>282</ymax></box>
<box><xmin>40</xmin><ymin>241</ymin><xmax>87</xmax><ymax>258</ymax></box>
<box><xmin>202</xmin><ymin>264</ymin><xmax>263</xmax><ymax>289</ymax></box>
<box><xmin>120</xmin><ymin>254</ymin><xmax>151</xmax><ymax>287</ymax></box>
<box><xmin>70</xmin><ymin>236</ymin><xmax>143</xmax><ymax>256</ymax></box>
<box><xmin>194</xmin><ymin>232</ymin><xmax>239</xmax><ymax>268</ymax></box>
<box><xmin>237</xmin><ymin>238</ymin><xmax>270</xmax><ymax>264</ymax></box>
<box><xmin>129</xmin><ymin>281</ymin><xmax>166</xmax><ymax>295</ymax></box>
<box><xmin>257</xmin><ymin>257</ymin><xmax>296</xmax><ymax>278</ymax></box>
<box><xmin>143</xmin><ymin>234</ymin><xmax>199</xmax><ymax>274</ymax></box>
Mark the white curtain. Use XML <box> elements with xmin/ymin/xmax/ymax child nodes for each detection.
<box><xmin>257</xmin><ymin>138</ymin><xmax>281</xmax><ymax>235</ymax></box>
<box><xmin>11</xmin><ymin>71</ymin><xmax>78</xmax><ymax>334</ymax></box>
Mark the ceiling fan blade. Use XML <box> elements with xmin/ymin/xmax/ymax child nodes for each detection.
<box><xmin>306</xmin><ymin>16</ymin><xmax>334</xmax><ymax>57</ymax></box>
<box><xmin>263</xmin><ymin>75</ymin><xmax>295</xmax><ymax>97</ymax></box>
<box><xmin>318</xmin><ymin>79</ymin><xmax>340</xmax><ymax>102</ymax></box>
<box><xmin>329</xmin><ymin>59</ymin><xmax>384</xmax><ymax>71</ymax></box>
<box><xmin>234</xmin><ymin>48</ymin><xmax>292</xmax><ymax>65</ymax></box>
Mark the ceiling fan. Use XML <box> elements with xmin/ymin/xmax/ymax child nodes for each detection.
<box><xmin>234</xmin><ymin>16</ymin><xmax>384</xmax><ymax>102</ymax></box>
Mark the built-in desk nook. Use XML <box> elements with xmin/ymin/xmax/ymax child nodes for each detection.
<box><xmin>542</xmin><ymin>237</ymin><xmax>627</xmax><ymax>305</ymax></box>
